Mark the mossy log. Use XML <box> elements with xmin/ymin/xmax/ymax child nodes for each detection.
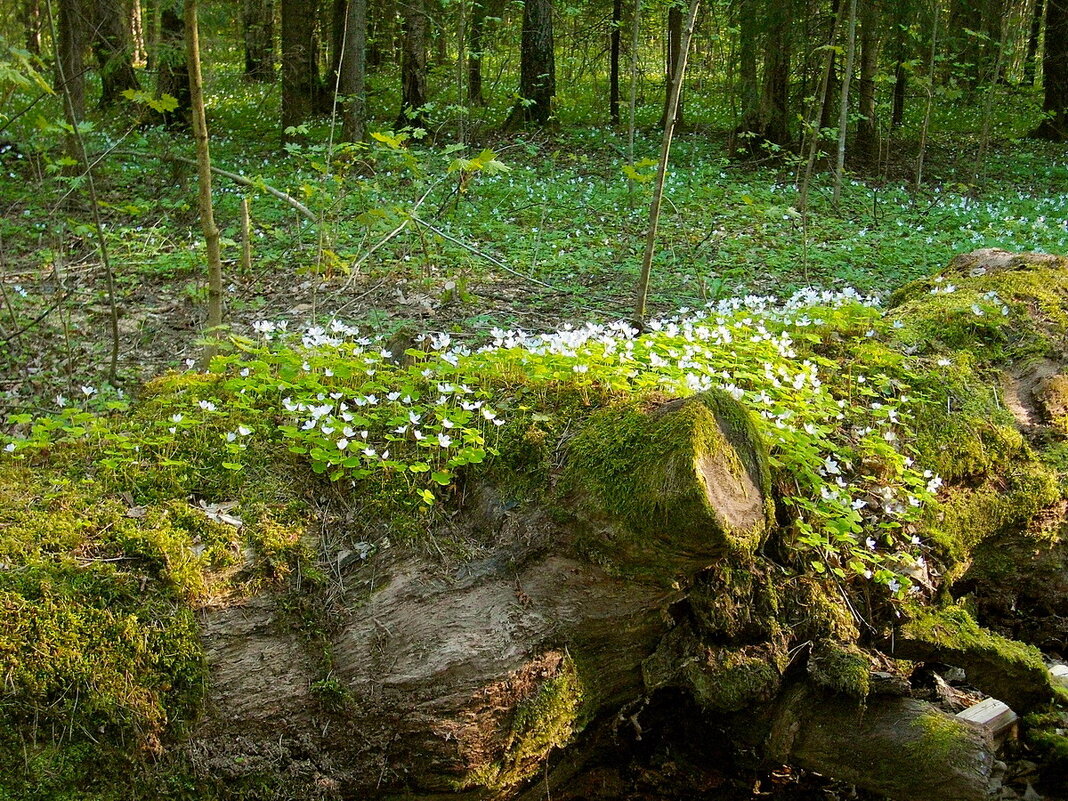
<box><xmin>763</xmin><ymin>683</ymin><xmax>999</xmax><ymax>801</ymax></box>
<box><xmin>188</xmin><ymin>392</ymin><xmax>770</xmax><ymax>796</ymax></box>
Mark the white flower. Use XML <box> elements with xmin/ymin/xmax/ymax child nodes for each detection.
<box><xmin>238</xmin><ymin>426</ymin><xmax>252</xmax><ymax>436</ymax></box>
<box><xmin>888</xmin><ymin>578</ymin><xmax>902</xmax><ymax>593</ymax></box>
<box><xmin>866</xmin><ymin>537</ymin><xmax>877</xmax><ymax>550</ymax></box>
<box><xmin>937</xmin><ymin>358</ymin><xmax>951</xmax><ymax>367</ymax></box>
<box><xmin>3</xmin><ymin>443</ymin><xmax>14</xmax><ymax>453</ymax></box>
<box><xmin>363</xmin><ymin>446</ymin><xmax>376</xmax><ymax>457</ymax></box>
<box><xmin>482</xmin><ymin>408</ymin><xmax>497</xmax><ymax>421</ymax></box>
<box><xmin>413</xmin><ymin>429</ymin><xmax>425</xmax><ymax>441</ymax></box>
<box><xmin>226</xmin><ymin>432</ymin><xmax>237</xmax><ymax>442</ymax></box>
<box><xmin>55</xmin><ymin>395</ymin><xmax>67</xmax><ymax>407</ymax></box>
<box><xmin>337</xmin><ymin>438</ymin><xmax>349</xmax><ymax>450</ymax></box>
<box><xmin>441</xmin><ymin>418</ymin><xmax>455</xmax><ymax>429</ymax></box>
<box><xmin>81</xmin><ymin>385</ymin><xmax>96</xmax><ymax>397</ymax></box>
<box><xmin>240</xmin><ymin>367</ymin><xmax>251</xmax><ymax>377</ymax></box>
<box><xmin>438</xmin><ymin>433</ymin><xmax>453</xmax><ymax>448</ymax></box>
<box><xmin>198</xmin><ymin>400</ymin><xmax>216</xmax><ymax>411</ymax></box>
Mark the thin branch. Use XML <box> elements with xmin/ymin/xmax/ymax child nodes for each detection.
<box><xmin>104</xmin><ymin>149</ymin><xmax>318</xmax><ymax>222</ymax></box>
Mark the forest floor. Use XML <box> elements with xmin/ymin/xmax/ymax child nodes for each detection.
<box><xmin>1</xmin><ymin>77</ymin><xmax>1067</xmax><ymax>421</ymax></box>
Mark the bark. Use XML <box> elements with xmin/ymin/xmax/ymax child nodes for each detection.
<box><xmin>890</xmin><ymin>1</ymin><xmax>911</xmax><ymax>128</ymax></box>
<box><xmin>91</xmin><ymin>0</ymin><xmax>141</xmax><ymax>108</ymax></box>
<box><xmin>1032</xmin><ymin>0</ymin><xmax>1068</xmax><ymax>139</ymax></box>
<box><xmin>467</xmin><ymin>0</ymin><xmax>486</xmax><ymax>105</ymax></box>
<box><xmin>503</xmin><ymin>0</ymin><xmax>555</xmax><ymax>128</ymax></box>
<box><xmin>131</xmin><ymin>0</ymin><xmax>146</xmax><ymax>66</ymax></box>
<box><xmin>758</xmin><ymin>0</ymin><xmax>791</xmax><ymax>146</ymax></box>
<box><xmin>281</xmin><ymin>0</ymin><xmax>322</xmax><ymax>140</ymax></box>
<box><xmin>184</xmin><ymin>0</ymin><xmax>224</xmax><ymax>351</ymax></box>
<box><xmin>152</xmin><ymin>0</ymin><xmax>190</xmax><ymax>127</ymax></box>
<box><xmin>338</xmin><ymin>0</ymin><xmax>367</xmax><ymax>141</ymax></box>
<box><xmin>1024</xmin><ymin>0</ymin><xmax>1044</xmax><ymax>86</ymax></box>
<box><xmin>609</xmin><ymin>0</ymin><xmax>621</xmax><ymax>124</ymax></box>
<box><xmin>396</xmin><ymin>0</ymin><xmax>428</xmax><ymax>129</ymax></box>
<box><xmin>56</xmin><ymin>0</ymin><xmax>87</xmax><ymax>123</ymax></box>
<box><xmin>23</xmin><ymin>0</ymin><xmax>43</xmax><ymax>55</ymax></box>
<box><xmin>856</xmin><ymin>0</ymin><xmax>879</xmax><ymax>160</ymax></box>
<box><xmin>734</xmin><ymin>0</ymin><xmax>759</xmax><ymax>146</ymax></box>
<box><xmin>831</xmin><ymin>0</ymin><xmax>858</xmax><ymax>206</ymax></box>
<box><xmin>659</xmin><ymin>3</ymin><xmax>683</xmax><ymax>128</ymax></box>
<box><xmin>243</xmin><ymin>0</ymin><xmax>275</xmax><ymax>81</ymax></box>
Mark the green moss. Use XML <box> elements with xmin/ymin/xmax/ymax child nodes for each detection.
<box><xmin>781</xmin><ymin>576</ymin><xmax>859</xmax><ymax>643</ymax></box>
<box><xmin>903</xmin><ymin>709</ymin><xmax>982</xmax><ymax>775</ymax></box>
<box><xmin>900</xmin><ymin>604</ymin><xmax>1058</xmax><ymax>709</ymax></box>
<box><xmin>926</xmin><ymin>458</ymin><xmax>1060</xmax><ymax>563</ymax></box>
<box><xmin>808</xmin><ymin>641</ymin><xmax>871</xmax><ymax>698</ymax></box>
<box><xmin>684</xmin><ymin>646</ymin><xmax>782</xmax><ymax>713</ymax></box>
<box><xmin>563</xmin><ymin>391</ymin><xmax>771</xmax><ymax>579</ymax></box>
<box><xmin>888</xmin><ymin>256</ymin><xmax>1068</xmax><ymax>364</ymax></box>
<box><xmin>477</xmin><ymin>656</ymin><xmax>583</xmax><ymax>791</ymax></box>
<box><xmin>0</xmin><ymin>467</ymin><xmax>207</xmax><ymax>800</ymax></box>
<box><xmin>689</xmin><ymin>560</ymin><xmax>781</xmax><ymax>642</ymax></box>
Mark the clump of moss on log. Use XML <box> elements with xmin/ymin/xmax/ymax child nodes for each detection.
<box><xmin>563</xmin><ymin>391</ymin><xmax>771</xmax><ymax>581</ymax></box>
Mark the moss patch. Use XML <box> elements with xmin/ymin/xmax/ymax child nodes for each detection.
<box><xmin>898</xmin><ymin>605</ymin><xmax>1059</xmax><ymax>711</ymax></box>
<box><xmin>808</xmin><ymin>641</ymin><xmax>871</xmax><ymax>698</ymax></box>
<box><xmin>564</xmin><ymin>391</ymin><xmax>771</xmax><ymax>579</ymax></box>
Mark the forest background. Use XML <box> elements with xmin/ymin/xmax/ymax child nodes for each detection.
<box><xmin>0</xmin><ymin>0</ymin><xmax>1066</xmax><ymax>411</ymax></box>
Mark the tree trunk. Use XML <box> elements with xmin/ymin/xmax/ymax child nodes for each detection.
<box><xmin>758</xmin><ymin>0</ymin><xmax>791</xmax><ymax>146</ymax></box>
<box><xmin>832</xmin><ymin>0</ymin><xmax>858</xmax><ymax>206</ymax></box>
<box><xmin>504</xmin><ymin>0</ymin><xmax>555</xmax><ymax>127</ymax></box>
<box><xmin>152</xmin><ymin>0</ymin><xmax>190</xmax><ymax>127</ymax></box>
<box><xmin>339</xmin><ymin>0</ymin><xmax>367</xmax><ymax>141</ymax></box>
<box><xmin>281</xmin><ymin>0</ymin><xmax>322</xmax><ymax>141</ymax></box>
<box><xmin>23</xmin><ymin>0</ymin><xmax>43</xmax><ymax>55</ymax></box>
<box><xmin>91</xmin><ymin>0</ymin><xmax>141</xmax><ymax>108</ymax></box>
<box><xmin>396</xmin><ymin>0</ymin><xmax>428</xmax><ymax>128</ymax></box>
<box><xmin>56</xmin><ymin>0</ymin><xmax>87</xmax><ymax>123</ymax></box>
<box><xmin>131</xmin><ymin>0</ymin><xmax>146</xmax><ymax>66</ymax></box>
<box><xmin>609</xmin><ymin>0</ymin><xmax>621</xmax><ymax>124</ymax></box>
<box><xmin>467</xmin><ymin>0</ymin><xmax>486</xmax><ymax>105</ymax></box>
<box><xmin>1024</xmin><ymin>0</ymin><xmax>1044</xmax><ymax>86</ymax></box>
<box><xmin>734</xmin><ymin>0</ymin><xmax>759</xmax><ymax>147</ymax></box>
<box><xmin>243</xmin><ymin>0</ymin><xmax>275</xmax><ymax>81</ymax></box>
<box><xmin>1032</xmin><ymin>0</ymin><xmax>1068</xmax><ymax>139</ymax></box>
<box><xmin>660</xmin><ymin>3</ymin><xmax>683</xmax><ymax>128</ymax></box>
<box><xmin>184</xmin><ymin>0</ymin><xmax>224</xmax><ymax>355</ymax></box>
<box><xmin>856</xmin><ymin>0</ymin><xmax>879</xmax><ymax>160</ymax></box>
<box><xmin>890</xmin><ymin>1</ymin><xmax>911</xmax><ymax>128</ymax></box>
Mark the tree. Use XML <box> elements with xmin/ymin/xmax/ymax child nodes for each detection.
<box><xmin>152</xmin><ymin>0</ymin><xmax>190</xmax><ymax>126</ymax></box>
<box><xmin>468</xmin><ymin>0</ymin><xmax>487</xmax><ymax>105</ymax></box>
<box><xmin>757</xmin><ymin>0</ymin><xmax>791</xmax><ymax>146</ymax></box>
<box><xmin>184</xmin><ymin>0</ymin><xmax>224</xmax><ymax>355</ymax></box>
<box><xmin>1032</xmin><ymin>0</ymin><xmax>1067</xmax><ymax>140</ymax></box>
<box><xmin>23</xmin><ymin>0</ymin><xmax>43</xmax><ymax>56</ymax></box>
<box><xmin>338</xmin><ymin>0</ymin><xmax>367</xmax><ymax>141</ymax></box>
<box><xmin>609</xmin><ymin>0</ymin><xmax>622</xmax><ymax>123</ymax></box>
<box><xmin>1024</xmin><ymin>0</ymin><xmax>1044</xmax><ymax>86</ymax></box>
<box><xmin>660</xmin><ymin>2</ymin><xmax>683</xmax><ymax>128</ymax></box>
<box><xmin>243</xmin><ymin>0</ymin><xmax>275</xmax><ymax>81</ymax></box>
<box><xmin>504</xmin><ymin>0</ymin><xmax>555</xmax><ymax>127</ymax></box>
<box><xmin>55</xmin><ymin>0</ymin><xmax>87</xmax><ymax>123</ymax></box>
<box><xmin>396</xmin><ymin>0</ymin><xmax>428</xmax><ymax>129</ymax></box>
<box><xmin>281</xmin><ymin>0</ymin><xmax>323</xmax><ymax>140</ymax></box>
<box><xmin>91</xmin><ymin>0</ymin><xmax>141</xmax><ymax>107</ymax></box>
<box><xmin>856</xmin><ymin>0</ymin><xmax>880</xmax><ymax>160</ymax></box>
